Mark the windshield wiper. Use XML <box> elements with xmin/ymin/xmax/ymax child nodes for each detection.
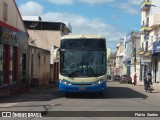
<box><xmin>68</xmin><ymin>69</ymin><xmax>78</xmax><ymax>77</ymax></box>
<box><xmin>88</xmin><ymin>68</ymin><xmax>97</xmax><ymax>77</ymax></box>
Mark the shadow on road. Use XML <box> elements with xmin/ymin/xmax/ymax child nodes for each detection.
<box><xmin>0</xmin><ymin>86</ymin><xmax>148</xmax><ymax>104</ymax></box>
<box><xmin>0</xmin><ymin>87</ymin><xmax>59</xmax><ymax>104</ymax></box>
<box><xmin>106</xmin><ymin>86</ymin><xmax>147</xmax><ymax>99</ymax></box>
<box><xmin>61</xmin><ymin>86</ymin><xmax>148</xmax><ymax>99</ymax></box>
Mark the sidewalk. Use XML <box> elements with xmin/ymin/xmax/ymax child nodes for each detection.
<box><xmin>0</xmin><ymin>83</ymin><xmax>58</xmax><ymax>98</ymax></box>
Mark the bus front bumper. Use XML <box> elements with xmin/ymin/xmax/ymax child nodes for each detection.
<box><xmin>59</xmin><ymin>81</ymin><xmax>106</xmax><ymax>93</ymax></box>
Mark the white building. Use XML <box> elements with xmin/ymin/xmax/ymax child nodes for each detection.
<box><xmin>115</xmin><ymin>42</ymin><xmax>124</xmax><ymax>76</ymax></box>
<box><xmin>140</xmin><ymin>0</ymin><xmax>160</xmax><ymax>84</ymax></box>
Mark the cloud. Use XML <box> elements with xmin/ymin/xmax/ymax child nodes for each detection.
<box><xmin>128</xmin><ymin>0</ymin><xmax>141</xmax><ymax>5</ymax></box>
<box><xmin>45</xmin><ymin>0</ymin><xmax>140</xmax><ymax>14</ymax></box>
<box><xmin>41</xmin><ymin>12</ymin><xmax>125</xmax><ymax>42</ymax></box>
<box><xmin>78</xmin><ymin>0</ymin><xmax>115</xmax><ymax>4</ymax></box>
<box><xmin>19</xmin><ymin>1</ymin><xmax>44</xmax><ymax>15</ymax></box>
<box><xmin>47</xmin><ymin>0</ymin><xmax>74</xmax><ymax>5</ymax></box>
<box><xmin>113</xmin><ymin>2</ymin><xmax>140</xmax><ymax>14</ymax></box>
<box><xmin>18</xmin><ymin>1</ymin><xmax>126</xmax><ymax>50</ymax></box>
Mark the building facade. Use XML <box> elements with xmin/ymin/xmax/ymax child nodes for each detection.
<box><xmin>106</xmin><ymin>48</ymin><xmax>112</xmax><ymax>76</ymax></box>
<box><xmin>140</xmin><ymin>0</ymin><xmax>160</xmax><ymax>83</ymax></box>
<box><xmin>123</xmin><ymin>32</ymin><xmax>141</xmax><ymax>83</ymax></box>
<box><xmin>115</xmin><ymin>42</ymin><xmax>124</xmax><ymax>76</ymax></box>
<box><xmin>23</xmin><ymin>18</ymin><xmax>72</xmax><ymax>84</ymax></box>
<box><xmin>0</xmin><ymin>0</ymin><xmax>29</xmax><ymax>89</ymax></box>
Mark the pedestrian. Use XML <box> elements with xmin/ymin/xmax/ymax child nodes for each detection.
<box><xmin>144</xmin><ymin>74</ymin><xmax>147</xmax><ymax>92</ymax></box>
<box><xmin>133</xmin><ymin>72</ymin><xmax>137</xmax><ymax>85</ymax></box>
<box><xmin>144</xmin><ymin>71</ymin><xmax>152</xmax><ymax>92</ymax></box>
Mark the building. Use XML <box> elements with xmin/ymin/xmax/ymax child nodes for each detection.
<box><xmin>0</xmin><ymin>0</ymin><xmax>29</xmax><ymax>93</ymax></box>
<box><xmin>106</xmin><ymin>48</ymin><xmax>111</xmax><ymax>75</ymax></box>
<box><xmin>23</xmin><ymin>17</ymin><xmax>72</xmax><ymax>85</ymax></box>
<box><xmin>108</xmin><ymin>52</ymin><xmax>116</xmax><ymax>77</ymax></box>
<box><xmin>115</xmin><ymin>42</ymin><xmax>124</xmax><ymax>76</ymax></box>
<box><xmin>123</xmin><ymin>32</ymin><xmax>141</xmax><ymax>83</ymax></box>
<box><xmin>140</xmin><ymin>0</ymin><xmax>160</xmax><ymax>83</ymax></box>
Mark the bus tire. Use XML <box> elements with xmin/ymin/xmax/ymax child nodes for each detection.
<box><xmin>98</xmin><ymin>92</ymin><xmax>104</xmax><ymax>97</ymax></box>
<box><xmin>65</xmin><ymin>92</ymin><xmax>70</xmax><ymax>98</ymax></box>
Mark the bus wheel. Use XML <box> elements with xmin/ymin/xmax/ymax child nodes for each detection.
<box><xmin>65</xmin><ymin>92</ymin><xmax>70</xmax><ymax>98</ymax></box>
<box><xmin>98</xmin><ymin>92</ymin><xmax>104</xmax><ymax>97</ymax></box>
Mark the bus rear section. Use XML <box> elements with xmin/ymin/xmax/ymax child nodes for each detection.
<box><xmin>59</xmin><ymin>34</ymin><xmax>107</xmax><ymax>95</ymax></box>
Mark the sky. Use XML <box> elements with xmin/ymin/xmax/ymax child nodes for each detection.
<box><xmin>16</xmin><ymin>0</ymin><xmax>141</xmax><ymax>51</ymax></box>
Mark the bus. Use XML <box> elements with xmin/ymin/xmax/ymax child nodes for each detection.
<box><xmin>59</xmin><ymin>34</ymin><xmax>107</xmax><ymax>96</ymax></box>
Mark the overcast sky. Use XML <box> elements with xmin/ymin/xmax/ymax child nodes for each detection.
<box><xmin>16</xmin><ymin>0</ymin><xmax>141</xmax><ymax>51</ymax></box>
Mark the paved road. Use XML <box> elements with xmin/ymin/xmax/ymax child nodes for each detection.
<box><xmin>0</xmin><ymin>81</ymin><xmax>160</xmax><ymax>120</ymax></box>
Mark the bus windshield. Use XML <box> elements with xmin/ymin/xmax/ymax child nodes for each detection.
<box><xmin>60</xmin><ymin>50</ymin><xmax>106</xmax><ymax>77</ymax></box>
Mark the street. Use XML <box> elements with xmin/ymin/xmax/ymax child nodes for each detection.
<box><xmin>0</xmin><ymin>81</ymin><xmax>160</xmax><ymax>120</ymax></box>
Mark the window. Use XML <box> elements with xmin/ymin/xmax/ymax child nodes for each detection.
<box><xmin>146</xmin><ymin>17</ymin><xmax>149</xmax><ymax>27</ymax></box>
<box><xmin>3</xmin><ymin>2</ymin><xmax>8</xmax><ymax>21</ymax></box>
<box><xmin>145</xmin><ymin>41</ymin><xmax>148</xmax><ymax>51</ymax></box>
<box><xmin>142</xmin><ymin>43</ymin><xmax>144</xmax><ymax>51</ymax></box>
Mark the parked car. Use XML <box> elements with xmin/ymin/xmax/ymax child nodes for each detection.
<box><xmin>120</xmin><ymin>75</ymin><xmax>132</xmax><ymax>84</ymax></box>
<box><xmin>113</xmin><ymin>75</ymin><xmax>120</xmax><ymax>81</ymax></box>
<box><xmin>107</xmin><ymin>75</ymin><xmax>112</xmax><ymax>80</ymax></box>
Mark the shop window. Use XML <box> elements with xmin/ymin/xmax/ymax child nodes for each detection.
<box><xmin>3</xmin><ymin>2</ymin><xmax>8</xmax><ymax>21</ymax></box>
<box><xmin>0</xmin><ymin>45</ymin><xmax>4</xmax><ymax>86</ymax></box>
<box><xmin>9</xmin><ymin>46</ymin><xmax>14</xmax><ymax>84</ymax></box>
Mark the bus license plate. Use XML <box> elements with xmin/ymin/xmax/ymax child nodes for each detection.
<box><xmin>79</xmin><ymin>87</ymin><xmax>85</xmax><ymax>90</ymax></box>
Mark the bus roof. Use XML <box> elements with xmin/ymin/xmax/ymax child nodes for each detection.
<box><xmin>61</xmin><ymin>34</ymin><xmax>105</xmax><ymax>40</ymax></box>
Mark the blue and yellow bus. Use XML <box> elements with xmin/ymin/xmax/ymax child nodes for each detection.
<box><xmin>59</xmin><ymin>34</ymin><xmax>107</xmax><ymax>96</ymax></box>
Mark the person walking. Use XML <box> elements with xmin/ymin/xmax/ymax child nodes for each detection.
<box><xmin>144</xmin><ymin>71</ymin><xmax>152</xmax><ymax>92</ymax></box>
<box><xmin>133</xmin><ymin>72</ymin><xmax>137</xmax><ymax>85</ymax></box>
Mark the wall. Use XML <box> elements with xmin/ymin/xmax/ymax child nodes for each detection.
<box><xmin>0</xmin><ymin>0</ymin><xmax>29</xmax><ymax>86</ymax></box>
<box><xmin>0</xmin><ymin>0</ymin><xmax>26</xmax><ymax>32</ymax></box>
<box><xmin>29</xmin><ymin>46</ymin><xmax>50</xmax><ymax>85</ymax></box>
<box><xmin>28</xmin><ymin>30</ymin><xmax>62</xmax><ymax>49</ymax></box>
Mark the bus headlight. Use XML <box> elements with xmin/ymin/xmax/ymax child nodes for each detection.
<box><xmin>60</xmin><ymin>79</ymin><xmax>72</xmax><ymax>86</ymax></box>
<box><xmin>93</xmin><ymin>79</ymin><xmax>106</xmax><ymax>85</ymax></box>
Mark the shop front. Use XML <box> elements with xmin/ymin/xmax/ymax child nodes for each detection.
<box><xmin>0</xmin><ymin>26</ymin><xmax>18</xmax><ymax>88</ymax></box>
<box><xmin>152</xmin><ymin>40</ymin><xmax>160</xmax><ymax>83</ymax></box>
<box><xmin>139</xmin><ymin>50</ymin><xmax>152</xmax><ymax>82</ymax></box>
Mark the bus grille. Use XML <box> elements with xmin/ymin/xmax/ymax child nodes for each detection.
<box><xmin>72</xmin><ymin>84</ymin><xmax>92</xmax><ymax>86</ymax></box>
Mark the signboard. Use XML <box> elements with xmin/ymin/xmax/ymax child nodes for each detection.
<box><xmin>153</xmin><ymin>40</ymin><xmax>160</xmax><ymax>54</ymax></box>
<box><xmin>0</xmin><ymin>27</ymin><xmax>18</xmax><ymax>46</ymax></box>
<box><xmin>141</xmin><ymin>58</ymin><xmax>151</xmax><ymax>63</ymax></box>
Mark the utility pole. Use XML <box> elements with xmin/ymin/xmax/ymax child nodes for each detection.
<box><xmin>133</xmin><ymin>33</ymin><xmax>137</xmax><ymax>85</ymax></box>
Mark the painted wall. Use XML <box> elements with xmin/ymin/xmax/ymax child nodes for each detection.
<box><xmin>0</xmin><ymin>0</ymin><xmax>26</xmax><ymax>32</ymax></box>
<box><xmin>0</xmin><ymin>0</ymin><xmax>29</xmax><ymax>86</ymax></box>
<box><xmin>28</xmin><ymin>30</ymin><xmax>62</xmax><ymax>49</ymax></box>
<box><xmin>29</xmin><ymin>46</ymin><xmax>50</xmax><ymax>85</ymax></box>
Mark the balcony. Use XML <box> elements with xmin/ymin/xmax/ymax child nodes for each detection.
<box><xmin>149</xmin><ymin>14</ymin><xmax>160</xmax><ymax>30</ymax></box>
<box><xmin>141</xmin><ymin>0</ymin><xmax>151</xmax><ymax>11</ymax></box>
<box><xmin>140</xmin><ymin>24</ymin><xmax>150</xmax><ymax>33</ymax></box>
